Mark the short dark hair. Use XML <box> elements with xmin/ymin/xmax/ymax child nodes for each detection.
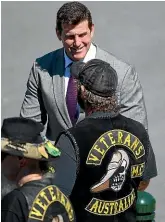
<box><xmin>56</xmin><ymin>1</ymin><xmax>93</xmax><ymax>34</ymax></box>
<box><xmin>27</xmin><ymin>159</ymin><xmax>49</xmax><ymax>174</ymax></box>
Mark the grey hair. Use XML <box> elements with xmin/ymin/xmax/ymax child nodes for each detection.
<box><xmin>82</xmin><ymin>86</ymin><xmax>119</xmax><ymax>113</ymax></box>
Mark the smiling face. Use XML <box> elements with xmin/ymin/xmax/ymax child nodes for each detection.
<box><xmin>56</xmin><ymin>20</ymin><xmax>94</xmax><ymax>61</ymax></box>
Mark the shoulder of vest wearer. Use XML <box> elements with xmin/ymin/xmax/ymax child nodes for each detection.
<box><xmin>119</xmin><ymin>114</ymin><xmax>147</xmax><ymax>133</ymax></box>
<box><xmin>2</xmin><ymin>189</ymin><xmax>26</xmax><ymax>206</ymax></box>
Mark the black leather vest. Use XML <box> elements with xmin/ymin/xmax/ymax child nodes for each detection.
<box><xmin>18</xmin><ymin>174</ymin><xmax>75</xmax><ymax>222</ymax></box>
<box><xmin>68</xmin><ymin>114</ymin><xmax>148</xmax><ymax>222</ymax></box>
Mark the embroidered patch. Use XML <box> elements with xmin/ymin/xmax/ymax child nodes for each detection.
<box><xmin>85</xmin><ymin>129</ymin><xmax>145</xmax><ymax>216</ymax></box>
<box><xmin>90</xmin><ymin>149</ymin><xmax>129</xmax><ymax>193</ymax></box>
<box><xmin>131</xmin><ymin>162</ymin><xmax>145</xmax><ymax>178</ymax></box>
<box><xmin>29</xmin><ymin>185</ymin><xmax>75</xmax><ymax>221</ymax></box>
<box><xmin>86</xmin><ymin>188</ymin><xmax>136</xmax><ymax>216</ymax></box>
<box><xmin>86</xmin><ymin>129</ymin><xmax>145</xmax><ymax>166</ymax></box>
<box><xmin>48</xmin><ymin>166</ymin><xmax>55</xmax><ymax>174</ymax></box>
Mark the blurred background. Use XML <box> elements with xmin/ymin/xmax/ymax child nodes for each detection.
<box><xmin>1</xmin><ymin>2</ymin><xmax>165</xmax><ymax>221</ymax></box>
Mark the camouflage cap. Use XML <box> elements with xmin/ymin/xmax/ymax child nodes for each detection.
<box><xmin>1</xmin><ymin>117</ymin><xmax>61</xmax><ymax>161</ymax></box>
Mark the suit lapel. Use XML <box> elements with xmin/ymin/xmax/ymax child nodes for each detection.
<box><xmin>95</xmin><ymin>44</ymin><xmax>120</xmax><ymax>105</ymax></box>
<box><xmin>52</xmin><ymin>49</ymin><xmax>72</xmax><ymax>128</ymax></box>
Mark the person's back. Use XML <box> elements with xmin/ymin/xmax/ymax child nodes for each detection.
<box><xmin>68</xmin><ymin>113</ymin><xmax>148</xmax><ymax>222</ymax></box>
<box><xmin>2</xmin><ymin>174</ymin><xmax>75</xmax><ymax>222</ymax></box>
<box><xmin>54</xmin><ymin>59</ymin><xmax>157</xmax><ymax>222</ymax></box>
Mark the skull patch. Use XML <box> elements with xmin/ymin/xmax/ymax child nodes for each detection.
<box><xmin>91</xmin><ymin>149</ymin><xmax>129</xmax><ymax>193</ymax></box>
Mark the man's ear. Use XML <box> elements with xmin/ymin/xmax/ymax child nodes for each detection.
<box><xmin>56</xmin><ymin>28</ymin><xmax>62</xmax><ymax>41</ymax></box>
<box><xmin>80</xmin><ymin>85</ymin><xmax>86</xmax><ymax>99</ymax></box>
<box><xmin>80</xmin><ymin>85</ymin><xmax>85</xmax><ymax>93</ymax></box>
<box><xmin>90</xmin><ymin>24</ymin><xmax>95</xmax><ymax>39</ymax></box>
<box><xmin>19</xmin><ymin>158</ymin><xmax>27</xmax><ymax>168</ymax></box>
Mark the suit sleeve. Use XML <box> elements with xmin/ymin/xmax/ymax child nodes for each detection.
<box><xmin>50</xmin><ymin>133</ymin><xmax>77</xmax><ymax>196</ymax></box>
<box><xmin>20</xmin><ymin>62</ymin><xmax>47</xmax><ymax>125</ymax></box>
<box><xmin>120</xmin><ymin>66</ymin><xmax>148</xmax><ymax>131</ymax></box>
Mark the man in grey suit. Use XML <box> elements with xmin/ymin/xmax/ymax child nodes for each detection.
<box><xmin>20</xmin><ymin>1</ymin><xmax>148</xmax><ymax>141</ymax></box>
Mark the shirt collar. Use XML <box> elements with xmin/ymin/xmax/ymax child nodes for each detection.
<box><xmin>64</xmin><ymin>50</ymin><xmax>73</xmax><ymax>68</ymax></box>
<box><xmin>64</xmin><ymin>43</ymin><xmax>96</xmax><ymax>68</ymax></box>
<box><xmin>83</xmin><ymin>43</ymin><xmax>96</xmax><ymax>63</ymax></box>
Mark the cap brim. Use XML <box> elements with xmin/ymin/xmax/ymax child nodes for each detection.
<box><xmin>1</xmin><ymin>138</ymin><xmax>61</xmax><ymax>161</ymax></box>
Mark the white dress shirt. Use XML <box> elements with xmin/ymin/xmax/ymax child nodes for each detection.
<box><xmin>64</xmin><ymin>43</ymin><xmax>96</xmax><ymax>96</ymax></box>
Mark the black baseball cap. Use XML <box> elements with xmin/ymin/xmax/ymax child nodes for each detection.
<box><xmin>70</xmin><ymin>59</ymin><xmax>118</xmax><ymax>97</ymax></box>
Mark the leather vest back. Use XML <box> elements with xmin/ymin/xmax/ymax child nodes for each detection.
<box><xmin>68</xmin><ymin>114</ymin><xmax>148</xmax><ymax>222</ymax></box>
<box><xmin>18</xmin><ymin>174</ymin><xmax>75</xmax><ymax>222</ymax></box>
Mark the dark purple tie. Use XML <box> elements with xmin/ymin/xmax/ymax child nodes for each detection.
<box><xmin>66</xmin><ymin>66</ymin><xmax>77</xmax><ymax>124</ymax></box>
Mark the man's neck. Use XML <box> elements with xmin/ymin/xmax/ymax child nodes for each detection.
<box><xmin>18</xmin><ymin>173</ymin><xmax>43</xmax><ymax>187</ymax></box>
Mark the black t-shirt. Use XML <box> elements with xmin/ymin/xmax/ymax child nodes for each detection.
<box><xmin>1</xmin><ymin>189</ymin><xmax>28</xmax><ymax>222</ymax></box>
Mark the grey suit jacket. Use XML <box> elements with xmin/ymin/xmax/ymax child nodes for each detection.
<box><xmin>20</xmin><ymin>44</ymin><xmax>148</xmax><ymax>141</ymax></box>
